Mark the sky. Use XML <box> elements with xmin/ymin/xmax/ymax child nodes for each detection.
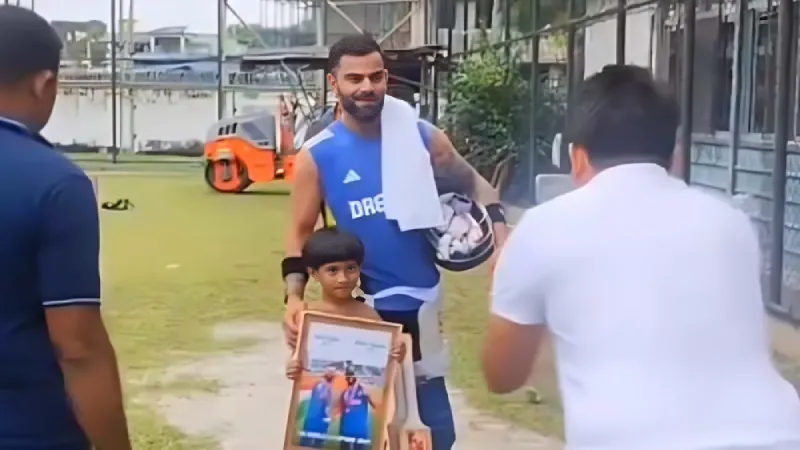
<box><xmin>29</xmin><ymin>0</ymin><xmax>304</xmax><ymax>33</ymax></box>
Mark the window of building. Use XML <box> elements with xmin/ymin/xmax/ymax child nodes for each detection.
<box><xmin>748</xmin><ymin>3</ymin><xmax>800</xmax><ymax>137</ymax></box>
<box><xmin>711</xmin><ymin>20</ymin><xmax>735</xmax><ymax>131</ymax></box>
<box><xmin>665</xmin><ymin>2</ymin><xmax>734</xmax><ymax>135</ymax></box>
<box><xmin>750</xmin><ymin>7</ymin><xmax>778</xmax><ymax>134</ymax></box>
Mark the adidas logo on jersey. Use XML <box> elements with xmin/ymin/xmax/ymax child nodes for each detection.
<box><xmin>343</xmin><ymin>170</ymin><xmax>361</xmax><ymax>184</ymax></box>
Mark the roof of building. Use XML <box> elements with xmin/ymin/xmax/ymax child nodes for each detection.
<box><xmin>147</xmin><ymin>26</ymin><xmax>189</xmax><ymax>35</ymax></box>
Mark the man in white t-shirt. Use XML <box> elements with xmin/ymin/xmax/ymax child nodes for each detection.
<box><xmin>482</xmin><ymin>65</ymin><xmax>800</xmax><ymax>450</ymax></box>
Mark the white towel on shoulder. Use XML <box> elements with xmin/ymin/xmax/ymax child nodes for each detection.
<box><xmin>381</xmin><ymin>95</ymin><xmax>444</xmax><ymax>231</ymax></box>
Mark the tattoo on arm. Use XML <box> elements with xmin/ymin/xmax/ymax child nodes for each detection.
<box><xmin>284</xmin><ymin>273</ymin><xmax>307</xmax><ymax>299</ymax></box>
<box><xmin>429</xmin><ymin>128</ymin><xmax>499</xmax><ymax>204</ymax></box>
<box><xmin>432</xmin><ymin>144</ymin><xmax>477</xmax><ymax>195</ymax></box>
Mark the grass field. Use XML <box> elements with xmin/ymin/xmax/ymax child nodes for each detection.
<box><xmin>80</xmin><ymin>155</ymin><xmax>563</xmax><ymax>449</ymax></box>
<box><xmin>71</xmin><ymin>152</ymin><xmax>203</xmax><ymax>174</ymax></box>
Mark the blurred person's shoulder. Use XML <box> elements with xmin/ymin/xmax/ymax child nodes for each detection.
<box><xmin>684</xmin><ymin>185</ymin><xmax>754</xmax><ymax>222</ymax></box>
<box><xmin>0</xmin><ymin>125</ymin><xmax>86</xmax><ymax>182</ymax></box>
<box><xmin>512</xmin><ymin>185</ymin><xmax>594</xmax><ymax>245</ymax></box>
<box><xmin>0</xmin><ymin>125</ymin><xmax>91</xmax><ymax>217</ymax></box>
<box><xmin>518</xmin><ymin>183</ymin><xmax>596</xmax><ymax>224</ymax></box>
<box><xmin>683</xmin><ymin>185</ymin><xmax>759</xmax><ymax>241</ymax></box>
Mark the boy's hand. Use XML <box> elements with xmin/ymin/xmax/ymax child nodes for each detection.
<box><xmin>283</xmin><ymin>296</ymin><xmax>306</xmax><ymax>350</ymax></box>
<box><xmin>286</xmin><ymin>358</ymin><xmax>304</xmax><ymax>380</ymax></box>
<box><xmin>391</xmin><ymin>338</ymin><xmax>407</xmax><ymax>363</ymax></box>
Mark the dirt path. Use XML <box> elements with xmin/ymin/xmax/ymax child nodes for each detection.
<box><xmin>153</xmin><ymin>321</ymin><xmax>563</xmax><ymax>450</ymax></box>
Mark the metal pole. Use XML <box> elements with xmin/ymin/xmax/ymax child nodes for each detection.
<box><xmin>317</xmin><ymin>0</ymin><xmax>327</xmax><ymax>45</ymax></box>
<box><xmin>528</xmin><ymin>0</ymin><xmax>540</xmax><ymax>200</ymax></box>
<box><xmin>117</xmin><ymin>0</ymin><xmax>124</xmax><ymax>153</ymax></box>
<box><xmin>127</xmin><ymin>0</ymin><xmax>135</xmax><ymax>153</ymax></box>
<box><xmin>446</xmin><ymin>27</ymin><xmax>453</xmax><ymax>103</ymax></box>
<box><xmin>462</xmin><ymin>0</ymin><xmax>468</xmax><ymax>53</ymax></box>
<box><xmin>110</xmin><ymin>0</ymin><xmax>118</xmax><ymax>163</ymax></box>
<box><xmin>430</xmin><ymin>64</ymin><xmax>439</xmax><ymax>124</ymax></box>
<box><xmin>216</xmin><ymin>0</ymin><xmax>225</xmax><ymax>119</ymax></box>
<box><xmin>561</xmin><ymin>0</ymin><xmax>577</xmax><ymax>172</ymax></box>
<box><xmin>679</xmin><ymin>0</ymin><xmax>696</xmax><ymax>183</ymax></box>
<box><xmin>318</xmin><ymin>0</ymin><xmax>327</xmax><ymax>106</ymax></box>
<box><xmin>503</xmin><ymin>0</ymin><xmax>511</xmax><ymax>61</ymax></box>
<box><xmin>428</xmin><ymin>0</ymin><xmax>439</xmax><ymax>123</ymax></box>
<box><xmin>727</xmin><ymin>0</ymin><xmax>747</xmax><ymax>194</ymax></box>
<box><xmin>616</xmin><ymin>0</ymin><xmax>626</xmax><ymax>64</ymax></box>
<box><xmin>769</xmin><ymin>0</ymin><xmax>794</xmax><ymax>308</ymax></box>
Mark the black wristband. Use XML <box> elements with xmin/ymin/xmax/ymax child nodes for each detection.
<box><xmin>485</xmin><ymin>203</ymin><xmax>506</xmax><ymax>224</ymax></box>
<box><xmin>281</xmin><ymin>256</ymin><xmax>308</xmax><ymax>281</ymax></box>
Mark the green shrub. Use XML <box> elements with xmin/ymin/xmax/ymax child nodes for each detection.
<box><xmin>441</xmin><ymin>34</ymin><xmax>530</xmax><ymax>178</ymax></box>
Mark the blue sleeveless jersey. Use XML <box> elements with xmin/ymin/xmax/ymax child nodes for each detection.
<box><xmin>307</xmin><ymin>120</ymin><xmax>440</xmax><ymax>311</ymax></box>
<box><xmin>304</xmin><ymin>380</ymin><xmax>332</xmax><ymax>433</ymax></box>
<box><xmin>339</xmin><ymin>384</ymin><xmax>371</xmax><ymax>440</ymax></box>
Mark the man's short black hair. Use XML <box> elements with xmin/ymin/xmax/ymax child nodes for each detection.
<box><xmin>567</xmin><ymin>64</ymin><xmax>679</xmax><ymax>169</ymax></box>
<box><xmin>328</xmin><ymin>34</ymin><xmax>383</xmax><ymax>73</ymax></box>
<box><xmin>0</xmin><ymin>5</ymin><xmax>62</xmax><ymax>85</ymax></box>
<box><xmin>302</xmin><ymin>227</ymin><xmax>365</xmax><ymax>270</ymax></box>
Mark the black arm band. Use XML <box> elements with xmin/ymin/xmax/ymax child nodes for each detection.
<box><xmin>281</xmin><ymin>257</ymin><xmax>308</xmax><ymax>281</ymax></box>
<box><xmin>485</xmin><ymin>203</ymin><xmax>507</xmax><ymax>224</ymax></box>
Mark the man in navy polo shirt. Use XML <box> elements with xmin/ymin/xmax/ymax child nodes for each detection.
<box><xmin>0</xmin><ymin>6</ymin><xmax>131</xmax><ymax>450</ymax></box>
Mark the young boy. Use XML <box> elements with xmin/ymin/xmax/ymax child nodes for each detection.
<box><xmin>285</xmin><ymin>226</ymin><xmax>407</xmax><ymax>332</ymax></box>
<box><xmin>286</xmin><ymin>227</ymin><xmax>405</xmax><ymax>449</ymax></box>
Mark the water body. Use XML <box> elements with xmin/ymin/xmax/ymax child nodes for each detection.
<box><xmin>42</xmin><ymin>91</ymin><xmax>284</xmax><ymax>149</ymax></box>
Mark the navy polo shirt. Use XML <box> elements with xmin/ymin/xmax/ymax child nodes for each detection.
<box><xmin>0</xmin><ymin>118</ymin><xmax>97</xmax><ymax>449</ymax></box>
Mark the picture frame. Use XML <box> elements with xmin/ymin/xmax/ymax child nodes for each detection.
<box><xmin>284</xmin><ymin>311</ymin><xmax>403</xmax><ymax>450</ymax></box>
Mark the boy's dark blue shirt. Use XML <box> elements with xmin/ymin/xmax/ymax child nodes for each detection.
<box><xmin>0</xmin><ymin>118</ymin><xmax>97</xmax><ymax>449</ymax></box>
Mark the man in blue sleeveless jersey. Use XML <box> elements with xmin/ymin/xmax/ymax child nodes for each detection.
<box><xmin>281</xmin><ymin>34</ymin><xmax>509</xmax><ymax>449</ymax></box>
<box><xmin>0</xmin><ymin>6</ymin><xmax>131</xmax><ymax>449</ymax></box>
<box><xmin>300</xmin><ymin>366</ymin><xmax>335</xmax><ymax>447</ymax></box>
<box><xmin>338</xmin><ymin>370</ymin><xmax>374</xmax><ymax>450</ymax></box>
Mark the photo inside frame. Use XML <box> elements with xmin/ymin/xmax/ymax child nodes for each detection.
<box><xmin>286</xmin><ymin>313</ymin><xmax>400</xmax><ymax>450</ymax></box>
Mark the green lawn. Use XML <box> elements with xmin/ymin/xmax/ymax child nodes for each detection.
<box><xmin>89</xmin><ymin>165</ymin><xmax>563</xmax><ymax>449</ymax></box>
<box><xmin>70</xmin><ymin>153</ymin><xmax>203</xmax><ymax>174</ymax></box>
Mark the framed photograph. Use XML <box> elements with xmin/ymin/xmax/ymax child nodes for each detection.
<box><xmin>284</xmin><ymin>311</ymin><xmax>403</xmax><ymax>450</ymax></box>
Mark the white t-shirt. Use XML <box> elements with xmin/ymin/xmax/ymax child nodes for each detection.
<box><xmin>491</xmin><ymin>164</ymin><xmax>800</xmax><ymax>450</ymax></box>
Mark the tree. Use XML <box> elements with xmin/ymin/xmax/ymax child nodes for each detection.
<box><xmin>442</xmin><ymin>34</ymin><xmax>568</xmax><ymax>194</ymax></box>
<box><xmin>441</xmin><ymin>33</ymin><xmax>529</xmax><ymax>178</ymax></box>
